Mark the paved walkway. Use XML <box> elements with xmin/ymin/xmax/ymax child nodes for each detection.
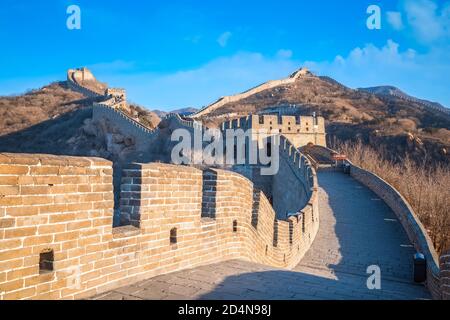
<box><xmin>92</xmin><ymin>171</ymin><xmax>431</xmax><ymax>300</ymax></box>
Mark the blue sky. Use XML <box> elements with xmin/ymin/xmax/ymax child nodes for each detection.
<box><xmin>0</xmin><ymin>0</ymin><xmax>449</xmax><ymax>110</ymax></box>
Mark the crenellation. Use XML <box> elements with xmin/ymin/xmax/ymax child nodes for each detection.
<box><xmin>221</xmin><ymin>114</ymin><xmax>326</xmax><ymax>148</ymax></box>
<box><xmin>3</xmin><ymin>153</ymin><xmax>318</xmax><ymax>300</ymax></box>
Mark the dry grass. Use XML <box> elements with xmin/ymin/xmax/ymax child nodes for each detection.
<box><xmin>333</xmin><ymin>139</ymin><xmax>449</xmax><ymax>254</ymax></box>
<box><xmin>0</xmin><ymin>82</ymin><xmax>86</xmax><ymax>136</ymax></box>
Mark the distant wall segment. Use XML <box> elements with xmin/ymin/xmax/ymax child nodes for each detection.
<box><xmin>191</xmin><ymin>68</ymin><xmax>313</xmax><ymax>118</ymax></box>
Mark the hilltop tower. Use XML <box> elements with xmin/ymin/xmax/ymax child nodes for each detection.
<box><xmin>221</xmin><ymin>114</ymin><xmax>326</xmax><ymax>148</ymax></box>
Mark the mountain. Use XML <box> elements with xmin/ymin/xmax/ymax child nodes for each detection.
<box><xmin>0</xmin><ymin>81</ymin><xmax>160</xmax><ymax>161</ymax></box>
<box><xmin>0</xmin><ymin>69</ymin><xmax>448</xmax><ymax>166</ymax></box>
<box><xmin>358</xmin><ymin>86</ymin><xmax>449</xmax><ymax>115</ymax></box>
<box><xmin>153</xmin><ymin>107</ymin><xmax>198</xmax><ymax>118</ymax></box>
<box><xmin>191</xmin><ymin>68</ymin><xmax>450</xmax><ymax>165</ymax></box>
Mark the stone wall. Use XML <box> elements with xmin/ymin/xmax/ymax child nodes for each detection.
<box><xmin>0</xmin><ymin>153</ymin><xmax>318</xmax><ymax>300</ymax></box>
<box><xmin>191</xmin><ymin>68</ymin><xmax>314</xmax><ymax>118</ymax></box>
<box><xmin>272</xmin><ymin>137</ymin><xmax>313</xmax><ymax>219</ymax></box>
<box><xmin>92</xmin><ymin>104</ymin><xmax>159</xmax><ymax>152</ymax></box>
<box><xmin>67</xmin><ymin>69</ymin><xmax>105</xmax><ymax>98</ymax></box>
<box><xmin>441</xmin><ymin>250</ymin><xmax>450</xmax><ymax>300</ymax></box>
<box><xmin>0</xmin><ymin>153</ymin><xmax>113</xmax><ymax>300</ymax></box>
<box><xmin>221</xmin><ymin>115</ymin><xmax>326</xmax><ymax>148</ymax></box>
<box><xmin>346</xmin><ymin>161</ymin><xmax>442</xmax><ymax>299</ymax></box>
<box><xmin>119</xmin><ymin>162</ymin><xmax>319</xmax><ymax>270</ymax></box>
<box><xmin>230</xmin><ymin>136</ymin><xmax>316</xmax><ymax>220</ymax></box>
<box><xmin>231</xmin><ymin>166</ymin><xmax>273</xmax><ymax>203</ymax></box>
<box><xmin>66</xmin><ymin>77</ymin><xmax>103</xmax><ymax>99</ymax></box>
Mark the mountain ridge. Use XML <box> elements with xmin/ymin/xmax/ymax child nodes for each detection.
<box><xmin>358</xmin><ymin>85</ymin><xmax>449</xmax><ymax>114</ymax></box>
<box><xmin>0</xmin><ymin>69</ymin><xmax>448</xmax><ymax>166</ymax></box>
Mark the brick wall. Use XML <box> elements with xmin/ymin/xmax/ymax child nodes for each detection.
<box><xmin>441</xmin><ymin>250</ymin><xmax>450</xmax><ymax>300</ymax></box>
<box><xmin>1</xmin><ymin>153</ymin><xmax>319</xmax><ymax>300</ymax></box>
<box><xmin>119</xmin><ymin>162</ymin><xmax>319</xmax><ymax>271</ymax></box>
<box><xmin>347</xmin><ymin>161</ymin><xmax>442</xmax><ymax>299</ymax></box>
<box><xmin>0</xmin><ymin>153</ymin><xmax>113</xmax><ymax>300</ymax></box>
<box><xmin>192</xmin><ymin>72</ymin><xmax>315</xmax><ymax>118</ymax></box>
<box><xmin>92</xmin><ymin>104</ymin><xmax>158</xmax><ymax>152</ymax></box>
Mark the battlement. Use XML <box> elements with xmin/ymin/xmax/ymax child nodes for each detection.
<box><xmin>0</xmin><ymin>151</ymin><xmax>318</xmax><ymax>300</ymax></box>
<box><xmin>68</xmin><ymin>67</ymin><xmax>96</xmax><ymax>83</ymax></box>
<box><xmin>191</xmin><ymin>67</ymin><xmax>316</xmax><ymax>118</ymax></box>
<box><xmin>105</xmin><ymin>88</ymin><xmax>126</xmax><ymax>101</ymax></box>
<box><xmin>289</xmin><ymin>67</ymin><xmax>312</xmax><ymax>79</ymax></box>
<box><xmin>221</xmin><ymin>115</ymin><xmax>326</xmax><ymax>148</ymax></box>
<box><xmin>67</xmin><ymin>68</ymin><xmax>127</xmax><ymax>109</ymax></box>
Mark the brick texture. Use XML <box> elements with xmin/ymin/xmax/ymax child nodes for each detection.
<box><xmin>441</xmin><ymin>250</ymin><xmax>450</xmax><ymax>300</ymax></box>
<box><xmin>0</xmin><ymin>150</ymin><xmax>319</xmax><ymax>300</ymax></box>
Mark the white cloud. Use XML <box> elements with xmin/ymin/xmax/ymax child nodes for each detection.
<box><xmin>386</xmin><ymin>11</ymin><xmax>404</xmax><ymax>30</ymax></box>
<box><xmin>217</xmin><ymin>31</ymin><xmax>232</xmax><ymax>47</ymax></box>
<box><xmin>101</xmin><ymin>51</ymin><xmax>299</xmax><ymax>108</ymax></box>
<box><xmin>402</xmin><ymin>0</ymin><xmax>450</xmax><ymax>44</ymax></box>
<box><xmin>276</xmin><ymin>49</ymin><xmax>293</xmax><ymax>59</ymax></box>
<box><xmin>304</xmin><ymin>40</ymin><xmax>450</xmax><ymax>107</ymax></box>
<box><xmin>96</xmin><ymin>40</ymin><xmax>449</xmax><ymax>109</ymax></box>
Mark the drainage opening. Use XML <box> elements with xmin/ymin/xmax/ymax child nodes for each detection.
<box><xmin>39</xmin><ymin>249</ymin><xmax>54</xmax><ymax>274</ymax></box>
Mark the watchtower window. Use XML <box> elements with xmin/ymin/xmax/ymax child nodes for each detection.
<box><xmin>266</xmin><ymin>141</ymin><xmax>272</xmax><ymax>157</ymax></box>
<box><xmin>259</xmin><ymin>117</ymin><xmax>264</xmax><ymax>124</ymax></box>
<box><xmin>39</xmin><ymin>249</ymin><xmax>54</xmax><ymax>274</ymax></box>
<box><xmin>233</xmin><ymin>220</ymin><xmax>238</xmax><ymax>232</ymax></box>
<box><xmin>288</xmin><ymin>127</ymin><xmax>291</xmax><ymax>131</ymax></box>
<box><xmin>170</xmin><ymin>228</ymin><xmax>177</xmax><ymax>245</ymax></box>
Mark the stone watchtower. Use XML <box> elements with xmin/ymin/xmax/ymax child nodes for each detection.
<box><xmin>221</xmin><ymin>114</ymin><xmax>326</xmax><ymax>148</ymax></box>
<box><xmin>70</xmin><ymin>67</ymin><xmax>96</xmax><ymax>84</ymax></box>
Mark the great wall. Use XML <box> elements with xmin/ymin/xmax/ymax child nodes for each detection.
<box><xmin>191</xmin><ymin>68</ymin><xmax>314</xmax><ymax>118</ymax></box>
<box><xmin>0</xmin><ymin>67</ymin><xmax>449</xmax><ymax>300</ymax></box>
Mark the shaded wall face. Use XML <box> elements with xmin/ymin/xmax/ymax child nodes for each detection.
<box><xmin>441</xmin><ymin>251</ymin><xmax>450</xmax><ymax>300</ymax></box>
<box><xmin>232</xmin><ymin>166</ymin><xmax>273</xmax><ymax>202</ymax></box>
<box><xmin>272</xmin><ymin>155</ymin><xmax>308</xmax><ymax>219</ymax></box>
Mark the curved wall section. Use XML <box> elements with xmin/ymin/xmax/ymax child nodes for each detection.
<box><xmin>346</xmin><ymin>161</ymin><xmax>441</xmax><ymax>299</ymax></box>
<box><xmin>0</xmin><ymin>152</ymin><xmax>318</xmax><ymax>300</ymax></box>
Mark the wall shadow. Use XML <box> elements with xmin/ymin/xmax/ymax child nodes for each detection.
<box><xmin>201</xmin><ymin>169</ymin><xmax>217</xmax><ymax>219</ymax></box>
<box><xmin>195</xmin><ymin>171</ymin><xmax>431</xmax><ymax>300</ymax></box>
<box><xmin>196</xmin><ymin>268</ymin><xmax>429</xmax><ymax>300</ymax></box>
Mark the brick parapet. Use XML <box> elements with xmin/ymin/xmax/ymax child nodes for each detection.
<box><xmin>346</xmin><ymin>160</ymin><xmax>442</xmax><ymax>299</ymax></box>
<box><xmin>1</xmin><ymin>154</ymin><xmax>318</xmax><ymax>300</ymax></box>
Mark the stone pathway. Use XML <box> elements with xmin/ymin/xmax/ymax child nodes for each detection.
<box><xmin>92</xmin><ymin>171</ymin><xmax>431</xmax><ymax>300</ymax></box>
